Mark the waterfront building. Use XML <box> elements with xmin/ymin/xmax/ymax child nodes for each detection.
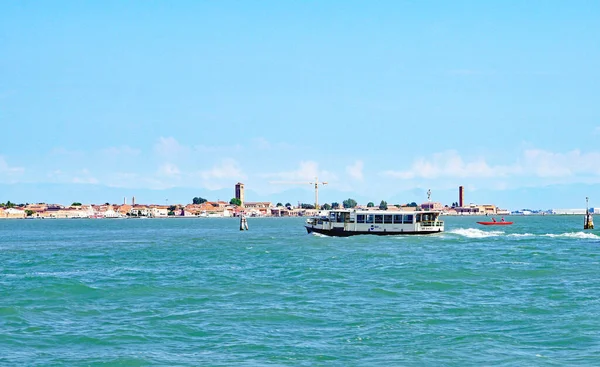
<box><xmin>25</xmin><ymin>204</ymin><xmax>48</xmax><ymax>214</ymax></box>
<box><xmin>117</xmin><ymin>204</ymin><xmax>133</xmax><ymax>216</ymax></box>
<box><xmin>130</xmin><ymin>205</ymin><xmax>150</xmax><ymax>217</ymax></box>
<box><xmin>103</xmin><ymin>205</ymin><xmax>121</xmax><ymax>218</ymax></box>
<box><xmin>455</xmin><ymin>204</ymin><xmax>482</xmax><ymax>215</ymax></box>
<box><xmin>270</xmin><ymin>206</ymin><xmax>291</xmax><ymax>217</ymax></box>
<box><xmin>480</xmin><ymin>204</ymin><xmax>497</xmax><ymax>215</ymax></box>
<box><xmin>0</xmin><ymin>208</ymin><xmax>26</xmax><ymax>219</ymax></box>
<box><xmin>149</xmin><ymin>206</ymin><xmax>169</xmax><ymax>217</ymax></box>
<box><xmin>244</xmin><ymin>202</ymin><xmax>272</xmax><ymax>216</ymax></box>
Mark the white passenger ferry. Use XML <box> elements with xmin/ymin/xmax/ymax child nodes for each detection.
<box><xmin>305</xmin><ymin>209</ymin><xmax>444</xmax><ymax>236</ymax></box>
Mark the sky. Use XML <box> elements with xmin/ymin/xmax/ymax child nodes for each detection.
<box><xmin>1</xmin><ymin>1</ymin><xmax>599</xmax><ymax>209</ymax></box>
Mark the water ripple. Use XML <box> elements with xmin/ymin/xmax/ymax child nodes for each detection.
<box><xmin>1</xmin><ymin>216</ymin><xmax>599</xmax><ymax>365</ymax></box>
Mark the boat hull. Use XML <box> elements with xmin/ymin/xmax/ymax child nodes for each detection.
<box><xmin>476</xmin><ymin>222</ymin><xmax>513</xmax><ymax>225</ymax></box>
<box><xmin>305</xmin><ymin>226</ymin><xmax>443</xmax><ymax>237</ymax></box>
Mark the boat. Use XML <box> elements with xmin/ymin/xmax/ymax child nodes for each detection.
<box><xmin>305</xmin><ymin>209</ymin><xmax>444</xmax><ymax>236</ymax></box>
<box><xmin>476</xmin><ymin>220</ymin><xmax>513</xmax><ymax>226</ymax></box>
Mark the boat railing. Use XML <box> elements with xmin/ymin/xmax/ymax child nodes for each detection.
<box><xmin>420</xmin><ymin>220</ymin><xmax>444</xmax><ymax>227</ymax></box>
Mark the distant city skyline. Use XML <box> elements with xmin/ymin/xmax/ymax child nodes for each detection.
<box><xmin>2</xmin><ymin>182</ymin><xmax>599</xmax><ymax>212</ymax></box>
<box><xmin>1</xmin><ymin>1</ymin><xmax>599</xmax><ymax>210</ymax></box>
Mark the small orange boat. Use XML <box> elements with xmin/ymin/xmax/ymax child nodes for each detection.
<box><xmin>477</xmin><ymin>217</ymin><xmax>513</xmax><ymax>225</ymax></box>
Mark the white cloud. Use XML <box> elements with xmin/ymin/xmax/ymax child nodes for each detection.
<box><xmin>346</xmin><ymin>160</ymin><xmax>364</xmax><ymax>180</ymax></box>
<box><xmin>199</xmin><ymin>158</ymin><xmax>246</xmax><ymax>181</ymax></box>
<box><xmin>519</xmin><ymin>149</ymin><xmax>600</xmax><ymax>177</ymax></box>
<box><xmin>154</xmin><ymin>136</ymin><xmax>190</xmax><ymax>158</ymax></box>
<box><xmin>0</xmin><ymin>156</ymin><xmax>24</xmax><ymax>176</ymax></box>
<box><xmin>70</xmin><ymin>169</ymin><xmax>99</xmax><ymax>184</ymax></box>
<box><xmin>104</xmin><ymin>172</ymin><xmax>180</xmax><ymax>190</ymax></box>
<box><xmin>157</xmin><ymin>163</ymin><xmax>181</xmax><ymax>177</ymax></box>
<box><xmin>382</xmin><ymin>149</ymin><xmax>600</xmax><ymax>182</ymax></box>
<box><xmin>383</xmin><ymin>150</ymin><xmax>505</xmax><ymax>179</ymax></box>
<box><xmin>263</xmin><ymin>161</ymin><xmax>336</xmax><ymax>182</ymax></box>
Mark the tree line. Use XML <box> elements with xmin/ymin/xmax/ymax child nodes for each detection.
<box><xmin>189</xmin><ymin>195</ymin><xmax>421</xmax><ymax>211</ymax></box>
<box><xmin>296</xmin><ymin>199</ymin><xmax>421</xmax><ymax>210</ymax></box>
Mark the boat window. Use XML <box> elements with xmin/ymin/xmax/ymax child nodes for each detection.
<box><xmin>416</xmin><ymin>214</ymin><xmax>422</xmax><ymax>222</ymax></box>
<box><xmin>336</xmin><ymin>212</ymin><xmax>345</xmax><ymax>223</ymax></box>
<box><xmin>366</xmin><ymin>214</ymin><xmax>374</xmax><ymax>223</ymax></box>
<box><xmin>384</xmin><ymin>215</ymin><xmax>393</xmax><ymax>224</ymax></box>
<box><xmin>403</xmin><ymin>215</ymin><xmax>413</xmax><ymax>224</ymax></box>
<box><xmin>330</xmin><ymin>212</ymin><xmax>336</xmax><ymax>221</ymax></box>
<box><xmin>393</xmin><ymin>214</ymin><xmax>403</xmax><ymax>224</ymax></box>
<box><xmin>374</xmin><ymin>215</ymin><xmax>383</xmax><ymax>224</ymax></box>
<box><xmin>356</xmin><ymin>214</ymin><xmax>365</xmax><ymax>223</ymax></box>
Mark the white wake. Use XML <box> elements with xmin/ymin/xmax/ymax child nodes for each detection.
<box><xmin>448</xmin><ymin>228</ymin><xmax>504</xmax><ymax>238</ymax></box>
<box><xmin>543</xmin><ymin>232</ymin><xmax>600</xmax><ymax>239</ymax></box>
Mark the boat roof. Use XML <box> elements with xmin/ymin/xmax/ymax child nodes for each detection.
<box><xmin>319</xmin><ymin>209</ymin><xmax>440</xmax><ymax>215</ymax></box>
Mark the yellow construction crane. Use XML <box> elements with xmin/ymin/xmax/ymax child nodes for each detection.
<box><xmin>270</xmin><ymin>176</ymin><xmax>328</xmax><ymax>209</ymax></box>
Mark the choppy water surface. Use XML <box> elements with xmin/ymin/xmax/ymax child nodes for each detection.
<box><xmin>1</xmin><ymin>216</ymin><xmax>599</xmax><ymax>366</ymax></box>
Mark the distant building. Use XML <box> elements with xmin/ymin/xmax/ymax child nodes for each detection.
<box><xmin>149</xmin><ymin>206</ymin><xmax>169</xmax><ymax>217</ymax></box>
<box><xmin>421</xmin><ymin>202</ymin><xmax>443</xmax><ymax>211</ymax></box>
<box><xmin>455</xmin><ymin>206</ymin><xmax>481</xmax><ymax>215</ymax></box>
<box><xmin>270</xmin><ymin>206</ymin><xmax>291</xmax><ymax>217</ymax></box>
<box><xmin>459</xmin><ymin>186</ymin><xmax>464</xmax><ymax>207</ymax></box>
<box><xmin>480</xmin><ymin>204</ymin><xmax>497</xmax><ymax>215</ymax></box>
<box><xmin>117</xmin><ymin>204</ymin><xmax>132</xmax><ymax>216</ymax></box>
<box><xmin>551</xmin><ymin>209</ymin><xmax>586</xmax><ymax>215</ymax></box>
<box><xmin>512</xmin><ymin>210</ymin><xmax>533</xmax><ymax>215</ymax></box>
<box><xmin>235</xmin><ymin>182</ymin><xmax>245</xmax><ymax>206</ymax></box>
<box><xmin>455</xmin><ymin>204</ymin><xmax>493</xmax><ymax>215</ymax></box>
<box><xmin>0</xmin><ymin>208</ymin><xmax>26</xmax><ymax>219</ymax></box>
<box><xmin>244</xmin><ymin>202</ymin><xmax>272</xmax><ymax>216</ymax></box>
<box><xmin>131</xmin><ymin>205</ymin><xmax>149</xmax><ymax>216</ymax></box>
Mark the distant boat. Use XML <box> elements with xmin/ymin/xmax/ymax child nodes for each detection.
<box><xmin>477</xmin><ymin>221</ymin><xmax>513</xmax><ymax>226</ymax></box>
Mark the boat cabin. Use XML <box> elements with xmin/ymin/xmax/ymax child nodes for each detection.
<box><xmin>305</xmin><ymin>209</ymin><xmax>444</xmax><ymax>236</ymax></box>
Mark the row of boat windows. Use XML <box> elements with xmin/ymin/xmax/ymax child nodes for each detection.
<box><xmin>356</xmin><ymin>214</ymin><xmax>413</xmax><ymax>224</ymax></box>
<box><xmin>328</xmin><ymin>212</ymin><xmax>439</xmax><ymax>224</ymax></box>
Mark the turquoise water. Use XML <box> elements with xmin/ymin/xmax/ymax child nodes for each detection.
<box><xmin>1</xmin><ymin>216</ymin><xmax>599</xmax><ymax>366</ymax></box>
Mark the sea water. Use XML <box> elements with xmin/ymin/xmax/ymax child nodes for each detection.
<box><xmin>1</xmin><ymin>216</ymin><xmax>599</xmax><ymax>366</ymax></box>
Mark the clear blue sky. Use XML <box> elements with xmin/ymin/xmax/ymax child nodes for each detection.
<box><xmin>1</xmin><ymin>1</ymin><xmax>599</xmax><ymax>209</ymax></box>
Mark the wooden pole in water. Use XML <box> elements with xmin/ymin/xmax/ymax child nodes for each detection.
<box><xmin>240</xmin><ymin>214</ymin><xmax>248</xmax><ymax>231</ymax></box>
